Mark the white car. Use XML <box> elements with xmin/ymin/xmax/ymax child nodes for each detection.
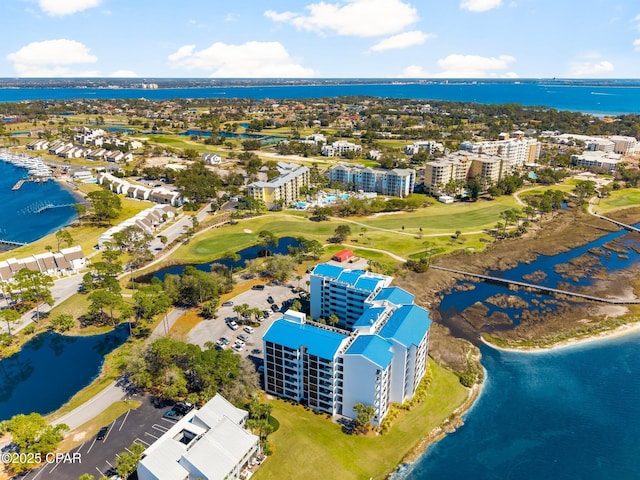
<box><xmin>232</xmin><ymin>343</ymin><xmax>244</xmax><ymax>352</ymax></box>
<box><xmin>243</xmin><ymin>326</ymin><xmax>255</xmax><ymax>334</ymax></box>
<box><xmin>227</xmin><ymin>320</ymin><xmax>239</xmax><ymax>330</ymax></box>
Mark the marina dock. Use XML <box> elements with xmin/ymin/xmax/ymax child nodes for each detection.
<box><xmin>12</xmin><ymin>179</ymin><xmax>25</xmax><ymax>190</ymax></box>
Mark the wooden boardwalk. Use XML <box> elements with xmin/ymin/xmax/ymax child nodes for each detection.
<box><xmin>431</xmin><ymin>265</ymin><xmax>640</xmax><ymax>304</ymax></box>
<box><xmin>592</xmin><ymin>214</ymin><xmax>640</xmax><ymax>233</ymax></box>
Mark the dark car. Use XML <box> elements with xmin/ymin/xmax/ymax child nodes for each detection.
<box><xmin>97</xmin><ymin>426</ymin><xmax>109</xmax><ymax>441</ymax></box>
<box><xmin>173</xmin><ymin>401</ymin><xmax>193</xmax><ymax>415</ymax></box>
<box><xmin>271</xmin><ymin>303</ymin><xmax>279</xmax><ymax>312</ymax></box>
<box><xmin>222</xmin><ymin>301</ymin><xmax>234</xmax><ymax>307</ymax></box>
<box><xmin>267</xmin><ymin>296</ymin><xmax>275</xmax><ymax>304</ymax></box>
<box><xmin>252</xmin><ymin>284</ymin><xmax>265</xmax><ymax>291</ymax></box>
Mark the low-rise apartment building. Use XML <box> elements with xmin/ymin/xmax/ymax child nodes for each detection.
<box><xmin>571</xmin><ymin>151</ymin><xmax>622</xmax><ymax>174</ymax></box>
<box><xmin>460</xmin><ymin>134</ymin><xmax>540</xmax><ymax>169</ymax></box>
<box><xmin>328</xmin><ymin>163</ymin><xmax>416</xmax><ymax>197</ymax></box>
<box><xmin>247</xmin><ymin>162</ymin><xmax>310</xmax><ymax>209</ymax></box>
<box><xmin>263</xmin><ymin>264</ymin><xmax>431</xmax><ymax>426</ymax></box>
<box><xmin>321</xmin><ymin>140</ymin><xmax>362</xmax><ymax>157</ymax></box>
<box><xmin>137</xmin><ymin>394</ymin><xmax>260</xmax><ymax>480</ymax></box>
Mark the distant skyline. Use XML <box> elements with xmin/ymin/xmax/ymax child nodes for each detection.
<box><xmin>2</xmin><ymin>0</ymin><xmax>640</xmax><ymax>79</ymax></box>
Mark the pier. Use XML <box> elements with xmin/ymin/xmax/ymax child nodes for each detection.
<box><xmin>592</xmin><ymin>213</ymin><xmax>640</xmax><ymax>233</ymax></box>
<box><xmin>12</xmin><ymin>179</ymin><xmax>25</xmax><ymax>190</ymax></box>
<box><xmin>430</xmin><ymin>265</ymin><xmax>640</xmax><ymax>304</ymax></box>
<box><xmin>0</xmin><ymin>238</ymin><xmax>28</xmax><ymax>248</ymax></box>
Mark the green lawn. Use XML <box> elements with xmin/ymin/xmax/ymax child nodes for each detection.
<box><xmin>254</xmin><ymin>360</ymin><xmax>468</xmax><ymax>480</ymax></box>
<box><xmin>170</xmin><ymin>199</ymin><xmax>513</xmax><ymax>265</ymax></box>
<box><xmin>595</xmin><ymin>189</ymin><xmax>640</xmax><ymax>212</ymax></box>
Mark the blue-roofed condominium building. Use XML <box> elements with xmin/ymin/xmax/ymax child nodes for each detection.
<box><xmin>262</xmin><ymin>264</ymin><xmax>431</xmax><ymax>427</ymax></box>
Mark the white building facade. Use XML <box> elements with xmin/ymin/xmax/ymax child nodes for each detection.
<box><xmin>263</xmin><ymin>264</ymin><xmax>431</xmax><ymax>426</ymax></box>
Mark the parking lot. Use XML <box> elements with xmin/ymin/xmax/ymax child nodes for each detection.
<box><xmin>22</xmin><ymin>281</ymin><xmax>307</xmax><ymax>480</ymax></box>
<box><xmin>23</xmin><ymin>395</ymin><xmax>177</xmax><ymax>480</ymax></box>
<box><xmin>187</xmin><ymin>281</ymin><xmax>303</xmax><ymax>362</ymax></box>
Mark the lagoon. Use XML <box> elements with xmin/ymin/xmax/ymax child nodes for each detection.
<box><xmin>0</xmin><ymin>325</ymin><xmax>129</xmax><ymax>421</ymax></box>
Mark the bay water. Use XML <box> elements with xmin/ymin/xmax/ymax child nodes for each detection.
<box><xmin>0</xmin><ymin>160</ymin><xmax>79</xmax><ymax>246</ymax></box>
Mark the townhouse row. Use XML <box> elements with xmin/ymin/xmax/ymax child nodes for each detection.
<box><xmin>97</xmin><ymin>204</ymin><xmax>175</xmax><ymax>248</ymax></box>
<box><xmin>97</xmin><ymin>172</ymin><xmax>182</xmax><ymax>206</ymax></box>
<box><xmin>0</xmin><ymin>246</ymin><xmax>86</xmax><ymax>282</ymax></box>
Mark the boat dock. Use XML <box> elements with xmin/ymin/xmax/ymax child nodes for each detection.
<box><xmin>12</xmin><ymin>179</ymin><xmax>25</xmax><ymax>190</ymax></box>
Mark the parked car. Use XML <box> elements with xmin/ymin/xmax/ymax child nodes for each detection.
<box><xmin>232</xmin><ymin>344</ymin><xmax>244</xmax><ymax>352</ymax></box>
<box><xmin>271</xmin><ymin>303</ymin><xmax>280</xmax><ymax>312</ymax></box>
<box><xmin>235</xmin><ymin>339</ymin><xmax>246</xmax><ymax>347</ymax></box>
<box><xmin>222</xmin><ymin>301</ymin><xmax>234</xmax><ymax>307</ymax></box>
<box><xmin>163</xmin><ymin>410</ymin><xmax>179</xmax><ymax>421</ymax></box>
<box><xmin>173</xmin><ymin>401</ymin><xmax>193</xmax><ymax>415</ymax></box>
<box><xmin>97</xmin><ymin>426</ymin><xmax>109</xmax><ymax>441</ymax></box>
<box><xmin>251</xmin><ymin>284</ymin><xmax>265</xmax><ymax>290</ymax></box>
<box><xmin>243</xmin><ymin>326</ymin><xmax>255</xmax><ymax>334</ymax></box>
<box><xmin>266</xmin><ymin>296</ymin><xmax>275</xmax><ymax>304</ymax></box>
<box><xmin>238</xmin><ymin>334</ymin><xmax>249</xmax><ymax>342</ymax></box>
<box><xmin>227</xmin><ymin>321</ymin><xmax>239</xmax><ymax>330</ymax></box>
<box><xmin>219</xmin><ymin>337</ymin><xmax>230</xmax><ymax>346</ymax></box>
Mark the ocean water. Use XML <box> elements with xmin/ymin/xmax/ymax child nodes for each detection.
<box><xmin>406</xmin><ymin>334</ymin><xmax>640</xmax><ymax>480</ymax></box>
<box><xmin>1</xmin><ymin>81</ymin><xmax>640</xmax><ymax>115</ymax></box>
<box><xmin>0</xmin><ymin>161</ymin><xmax>79</xmax><ymax>245</ymax></box>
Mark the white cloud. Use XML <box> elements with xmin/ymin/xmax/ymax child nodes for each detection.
<box><xmin>634</xmin><ymin>39</ymin><xmax>640</xmax><ymax>51</ymax></box>
<box><xmin>110</xmin><ymin>70</ymin><xmax>139</xmax><ymax>77</ymax></box>
<box><xmin>168</xmin><ymin>41</ymin><xmax>316</xmax><ymax>77</ymax></box>
<box><xmin>168</xmin><ymin>45</ymin><xmax>196</xmax><ymax>62</ymax></box>
<box><xmin>399</xmin><ymin>65</ymin><xmax>432</xmax><ymax>77</ymax></box>
<box><xmin>7</xmin><ymin>39</ymin><xmax>98</xmax><ymax>76</ymax></box>
<box><xmin>39</xmin><ymin>0</ymin><xmax>101</xmax><ymax>16</ymax></box>
<box><xmin>570</xmin><ymin>60</ymin><xmax>614</xmax><ymax>76</ymax></box>
<box><xmin>399</xmin><ymin>55</ymin><xmax>517</xmax><ymax>78</ymax></box>
<box><xmin>435</xmin><ymin>54</ymin><xmax>516</xmax><ymax>77</ymax></box>
<box><xmin>225</xmin><ymin>13</ymin><xmax>238</xmax><ymax>22</ymax></box>
<box><xmin>460</xmin><ymin>0</ymin><xmax>502</xmax><ymax>12</ymax></box>
<box><xmin>370</xmin><ymin>31</ymin><xmax>434</xmax><ymax>52</ymax></box>
<box><xmin>265</xmin><ymin>0</ymin><xmax>419</xmax><ymax>37</ymax></box>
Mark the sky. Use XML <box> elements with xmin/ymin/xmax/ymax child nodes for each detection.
<box><xmin>1</xmin><ymin>0</ymin><xmax>640</xmax><ymax>79</ymax></box>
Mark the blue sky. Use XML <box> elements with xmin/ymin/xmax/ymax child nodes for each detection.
<box><xmin>2</xmin><ymin>0</ymin><xmax>640</xmax><ymax>78</ymax></box>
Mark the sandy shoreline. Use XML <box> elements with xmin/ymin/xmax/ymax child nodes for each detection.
<box><xmin>481</xmin><ymin>320</ymin><xmax>640</xmax><ymax>354</ymax></box>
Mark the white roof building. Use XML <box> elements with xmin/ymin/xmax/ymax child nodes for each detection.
<box><xmin>137</xmin><ymin>394</ymin><xmax>260</xmax><ymax>480</ymax></box>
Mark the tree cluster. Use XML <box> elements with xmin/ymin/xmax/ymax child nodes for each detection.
<box><xmin>124</xmin><ymin>337</ymin><xmax>258</xmax><ymax>405</ymax></box>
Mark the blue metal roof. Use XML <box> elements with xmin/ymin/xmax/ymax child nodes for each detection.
<box><xmin>345</xmin><ymin>335</ymin><xmax>394</xmax><ymax>369</ymax></box>
<box><xmin>353</xmin><ymin>306</ymin><xmax>387</xmax><ymax>328</ymax></box>
<box><xmin>354</xmin><ymin>276</ymin><xmax>383</xmax><ymax>292</ymax></box>
<box><xmin>379</xmin><ymin>305</ymin><xmax>431</xmax><ymax>348</ymax></box>
<box><xmin>373</xmin><ymin>287</ymin><xmax>415</xmax><ymax>306</ymax></box>
<box><xmin>263</xmin><ymin>319</ymin><xmax>348</xmax><ymax>360</ymax></box>
<box><xmin>312</xmin><ymin>263</ymin><xmax>345</xmax><ymax>279</ymax></box>
<box><xmin>337</xmin><ymin>270</ymin><xmax>364</xmax><ymax>285</ymax></box>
